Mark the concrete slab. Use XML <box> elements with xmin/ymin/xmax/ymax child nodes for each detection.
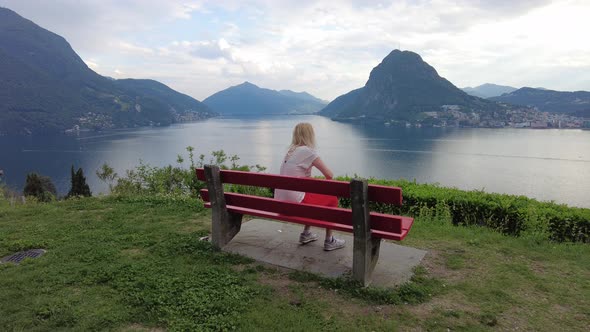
<box><xmin>222</xmin><ymin>219</ymin><xmax>427</xmax><ymax>287</ymax></box>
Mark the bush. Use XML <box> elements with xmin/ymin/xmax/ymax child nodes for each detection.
<box><xmin>110</xmin><ymin>147</ymin><xmax>268</xmax><ymax>198</ymax></box>
<box><xmin>547</xmin><ymin>207</ymin><xmax>590</xmax><ymax>243</ymax></box>
<box><xmin>96</xmin><ymin>163</ymin><xmax>117</xmax><ymax>193</ymax></box>
<box><xmin>23</xmin><ymin>173</ymin><xmax>57</xmax><ymax>202</ymax></box>
<box><xmin>335</xmin><ymin>177</ymin><xmax>590</xmax><ymax>243</ymax></box>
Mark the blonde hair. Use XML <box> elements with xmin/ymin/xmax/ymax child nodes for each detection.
<box><xmin>289</xmin><ymin>122</ymin><xmax>316</xmax><ymax>150</ymax></box>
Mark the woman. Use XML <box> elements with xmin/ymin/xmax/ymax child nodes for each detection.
<box><xmin>274</xmin><ymin>122</ymin><xmax>345</xmax><ymax>251</ymax></box>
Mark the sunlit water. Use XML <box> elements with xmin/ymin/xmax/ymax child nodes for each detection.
<box><xmin>1</xmin><ymin>115</ymin><xmax>589</xmax><ymax>207</ymax></box>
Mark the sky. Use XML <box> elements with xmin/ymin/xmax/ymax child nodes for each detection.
<box><xmin>1</xmin><ymin>0</ymin><xmax>590</xmax><ymax>101</ymax></box>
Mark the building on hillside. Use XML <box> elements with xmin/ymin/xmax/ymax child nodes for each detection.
<box><xmin>513</xmin><ymin>122</ymin><xmax>530</xmax><ymax>128</ymax></box>
<box><xmin>441</xmin><ymin>105</ymin><xmax>461</xmax><ymax>111</ymax></box>
<box><xmin>531</xmin><ymin>121</ymin><xmax>548</xmax><ymax>129</ymax></box>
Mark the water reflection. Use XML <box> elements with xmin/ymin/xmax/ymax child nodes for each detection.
<box><xmin>426</xmin><ymin>129</ymin><xmax>590</xmax><ymax>203</ymax></box>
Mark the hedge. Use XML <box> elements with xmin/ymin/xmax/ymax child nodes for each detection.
<box><xmin>335</xmin><ymin>177</ymin><xmax>590</xmax><ymax>243</ymax></box>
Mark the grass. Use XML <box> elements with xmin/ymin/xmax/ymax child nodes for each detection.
<box><xmin>0</xmin><ymin>196</ymin><xmax>589</xmax><ymax>331</ymax></box>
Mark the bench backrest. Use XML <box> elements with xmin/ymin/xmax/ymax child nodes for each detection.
<box><xmin>196</xmin><ymin>168</ymin><xmax>403</xmax><ymax>206</ymax></box>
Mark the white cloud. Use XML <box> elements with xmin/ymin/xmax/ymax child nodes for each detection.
<box><xmin>118</xmin><ymin>42</ymin><xmax>155</xmax><ymax>55</ymax></box>
<box><xmin>84</xmin><ymin>59</ymin><xmax>99</xmax><ymax>69</ymax></box>
<box><xmin>171</xmin><ymin>2</ymin><xmax>204</xmax><ymax>19</ymax></box>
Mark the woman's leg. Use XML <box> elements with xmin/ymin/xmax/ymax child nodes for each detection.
<box><xmin>301</xmin><ymin>192</ymin><xmax>336</xmax><ymax>238</ymax></box>
<box><xmin>300</xmin><ymin>224</ymin><xmax>317</xmax><ymax>244</ymax></box>
<box><xmin>299</xmin><ymin>195</ymin><xmax>317</xmax><ymax>243</ymax></box>
<box><xmin>325</xmin><ymin>229</ymin><xmax>333</xmax><ymax>242</ymax></box>
<box><xmin>301</xmin><ymin>193</ymin><xmax>345</xmax><ymax>250</ymax></box>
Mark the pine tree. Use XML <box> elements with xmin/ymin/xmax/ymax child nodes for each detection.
<box><xmin>76</xmin><ymin>168</ymin><xmax>91</xmax><ymax>197</ymax></box>
<box><xmin>69</xmin><ymin>165</ymin><xmax>76</xmax><ymax>196</ymax></box>
<box><xmin>67</xmin><ymin>166</ymin><xmax>92</xmax><ymax>198</ymax></box>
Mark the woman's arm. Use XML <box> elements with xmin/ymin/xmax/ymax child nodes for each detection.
<box><xmin>312</xmin><ymin>157</ymin><xmax>334</xmax><ymax>179</ymax></box>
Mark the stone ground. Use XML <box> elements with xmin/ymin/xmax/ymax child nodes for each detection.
<box><xmin>222</xmin><ymin>219</ymin><xmax>427</xmax><ymax>287</ymax></box>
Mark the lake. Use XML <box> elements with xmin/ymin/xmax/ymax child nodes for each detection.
<box><xmin>1</xmin><ymin>115</ymin><xmax>589</xmax><ymax>208</ymax></box>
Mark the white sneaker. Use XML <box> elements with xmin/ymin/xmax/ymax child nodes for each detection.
<box><xmin>299</xmin><ymin>232</ymin><xmax>319</xmax><ymax>244</ymax></box>
<box><xmin>324</xmin><ymin>237</ymin><xmax>345</xmax><ymax>251</ymax></box>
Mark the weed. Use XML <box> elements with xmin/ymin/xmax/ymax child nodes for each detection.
<box><xmin>289</xmin><ymin>270</ymin><xmax>323</xmax><ymax>283</ymax></box>
<box><xmin>288</xmin><ymin>266</ymin><xmax>443</xmax><ymax>305</ymax></box>
<box><xmin>479</xmin><ymin>312</ymin><xmax>498</xmax><ymax>327</ymax></box>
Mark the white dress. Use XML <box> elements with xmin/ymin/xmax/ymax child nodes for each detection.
<box><xmin>273</xmin><ymin>145</ymin><xmax>318</xmax><ymax>203</ymax></box>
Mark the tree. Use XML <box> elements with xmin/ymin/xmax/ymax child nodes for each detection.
<box><xmin>67</xmin><ymin>166</ymin><xmax>92</xmax><ymax>198</ymax></box>
<box><xmin>23</xmin><ymin>173</ymin><xmax>57</xmax><ymax>202</ymax></box>
<box><xmin>96</xmin><ymin>162</ymin><xmax>118</xmax><ymax>193</ymax></box>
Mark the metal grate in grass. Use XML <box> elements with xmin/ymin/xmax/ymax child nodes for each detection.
<box><xmin>1</xmin><ymin>249</ymin><xmax>46</xmax><ymax>264</ymax></box>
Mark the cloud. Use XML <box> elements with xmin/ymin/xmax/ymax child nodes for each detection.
<box><xmin>0</xmin><ymin>1</ymin><xmax>204</xmax><ymax>52</ymax></box>
<box><xmin>84</xmin><ymin>59</ymin><xmax>99</xmax><ymax>69</ymax></box>
<box><xmin>167</xmin><ymin>39</ymin><xmax>230</xmax><ymax>60</ymax></box>
<box><xmin>1</xmin><ymin>0</ymin><xmax>589</xmax><ymax>101</ymax></box>
<box><xmin>118</xmin><ymin>42</ymin><xmax>155</xmax><ymax>55</ymax></box>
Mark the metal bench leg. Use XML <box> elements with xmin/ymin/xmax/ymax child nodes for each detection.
<box><xmin>204</xmin><ymin>165</ymin><xmax>243</xmax><ymax>249</ymax></box>
<box><xmin>351</xmin><ymin>178</ymin><xmax>381</xmax><ymax>286</ymax></box>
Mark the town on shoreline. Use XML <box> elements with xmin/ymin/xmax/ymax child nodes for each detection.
<box><xmin>376</xmin><ymin>105</ymin><xmax>590</xmax><ymax>129</ymax></box>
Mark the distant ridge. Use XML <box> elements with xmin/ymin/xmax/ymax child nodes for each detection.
<box><xmin>320</xmin><ymin>50</ymin><xmax>500</xmax><ymax>121</ymax></box>
<box><xmin>490</xmin><ymin>87</ymin><xmax>590</xmax><ymax>114</ymax></box>
<box><xmin>203</xmin><ymin>82</ymin><xmax>327</xmax><ymax>115</ymax></box>
<box><xmin>278</xmin><ymin>90</ymin><xmax>329</xmax><ymax>104</ymax></box>
<box><xmin>462</xmin><ymin>83</ymin><xmax>518</xmax><ymax>98</ymax></box>
<box><xmin>0</xmin><ymin>7</ymin><xmax>215</xmax><ymax>135</ymax></box>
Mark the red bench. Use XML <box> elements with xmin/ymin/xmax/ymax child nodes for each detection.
<box><xmin>196</xmin><ymin>165</ymin><xmax>414</xmax><ymax>286</ymax></box>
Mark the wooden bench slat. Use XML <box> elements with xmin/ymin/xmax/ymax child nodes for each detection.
<box><xmin>197</xmin><ymin>168</ymin><xmax>350</xmax><ymax>196</ymax></box>
<box><xmin>205</xmin><ymin>203</ymin><xmax>354</xmax><ymax>232</ymax></box>
<box><xmin>369</xmin><ymin>184</ymin><xmax>404</xmax><ymax>206</ymax></box>
<box><xmin>196</xmin><ymin>168</ymin><xmax>402</xmax><ymax>205</ymax></box>
<box><xmin>203</xmin><ymin>202</ymin><xmax>409</xmax><ymax>241</ymax></box>
<box><xmin>200</xmin><ymin>189</ymin><xmax>406</xmax><ymax>235</ymax></box>
<box><xmin>400</xmin><ymin>217</ymin><xmax>414</xmax><ymax>239</ymax></box>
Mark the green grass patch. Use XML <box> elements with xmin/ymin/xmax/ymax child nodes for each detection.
<box><xmin>1</xmin><ymin>196</ymin><xmax>589</xmax><ymax>331</ymax></box>
<box><xmin>289</xmin><ymin>265</ymin><xmax>442</xmax><ymax>305</ymax></box>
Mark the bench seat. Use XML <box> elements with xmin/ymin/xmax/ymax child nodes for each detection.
<box><xmin>201</xmin><ymin>190</ymin><xmax>413</xmax><ymax>241</ymax></box>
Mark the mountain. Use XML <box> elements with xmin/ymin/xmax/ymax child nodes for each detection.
<box><xmin>278</xmin><ymin>90</ymin><xmax>329</xmax><ymax>104</ymax></box>
<box><xmin>113</xmin><ymin>79</ymin><xmax>214</xmax><ymax>124</ymax></box>
<box><xmin>462</xmin><ymin>83</ymin><xmax>517</xmax><ymax>98</ymax></box>
<box><xmin>490</xmin><ymin>87</ymin><xmax>590</xmax><ymax>114</ymax></box>
<box><xmin>0</xmin><ymin>7</ymin><xmax>215</xmax><ymax>135</ymax></box>
<box><xmin>203</xmin><ymin>82</ymin><xmax>328</xmax><ymax>115</ymax></box>
<box><xmin>320</xmin><ymin>50</ymin><xmax>500</xmax><ymax>121</ymax></box>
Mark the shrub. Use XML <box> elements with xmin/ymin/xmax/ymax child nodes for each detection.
<box><xmin>111</xmin><ymin>147</ymin><xmax>268</xmax><ymax>198</ymax></box>
<box><xmin>336</xmin><ymin>177</ymin><xmax>590</xmax><ymax>243</ymax></box>
<box><xmin>23</xmin><ymin>173</ymin><xmax>57</xmax><ymax>202</ymax></box>
<box><xmin>67</xmin><ymin>166</ymin><xmax>92</xmax><ymax>198</ymax></box>
<box><xmin>96</xmin><ymin>163</ymin><xmax>117</xmax><ymax>193</ymax></box>
<box><xmin>547</xmin><ymin>207</ymin><xmax>590</xmax><ymax>243</ymax></box>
